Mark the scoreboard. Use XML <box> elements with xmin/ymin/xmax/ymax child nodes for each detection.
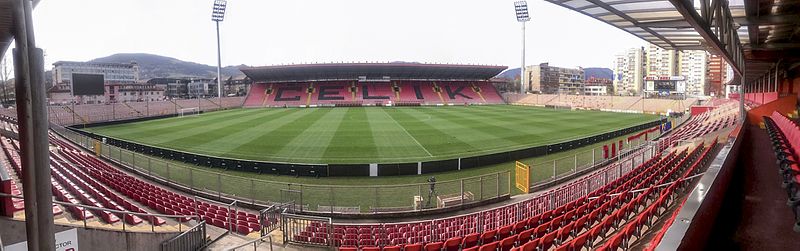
<box><xmin>644</xmin><ymin>75</ymin><xmax>685</xmax><ymax>96</ymax></box>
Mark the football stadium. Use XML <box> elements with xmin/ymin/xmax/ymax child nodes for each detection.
<box><xmin>2</xmin><ymin>0</ymin><xmax>800</xmax><ymax>251</ymax></box>
<box><xmin>82</xmin><ymin>64</ymin><xmax>661</xmax><ymax>165</ymax></box>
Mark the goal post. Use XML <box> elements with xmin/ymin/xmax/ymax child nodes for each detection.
<box><xmin>178</xmin><ymin>107</ymin><xmax>200</xmax><ymax>117</ymax></box>
<box><xmin>515</xmin><ymin>161</ymin><xmax>530</xmax><ymax>193</ymax></box>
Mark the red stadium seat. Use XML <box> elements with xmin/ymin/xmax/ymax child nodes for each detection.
<box><xmin>450</xmin><ymin>231</ymin><xmax>475</xmax><ymax>248</ymax></box>
<box><xmin>424</xmin><ymin>242</ymin><xmax>443</xmax><ymax>251</ymax></box>
<box><xmin>443</xmin><ymin>237</ymin><xmax>462</xmax><ymax>251</ymax></box>
<box><xmin>405</xmin><ymin>243</ymin><xmax>423</xmax><ymax>251</ymax></box>
<box><xmin>478</xmin><ymin>241</ymin><xmax>499</xmax><ymax>251</ymax></box>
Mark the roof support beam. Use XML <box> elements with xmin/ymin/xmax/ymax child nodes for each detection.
<box><xmin>745</xmin><ymin>43</ymin><xmax>800</xmax><ymax>51</ymax></box>
<box><xmin>639</xmin><ymin>19</ymin><xmax>692</xmax><ymax>28</ymax></box>
<box><xmin>668</xmin><ymin>0</ymin><xmax>744</xmax><ymax>75</ymax></box>
<box><xmin>584</xmin><ymin>0</ymin><xmax>678</xmax><ymax>48</ymax></box>
<box><xmin>734</xmin><ymin>14</ymin><xmax>800</xmax><ymax>26</ymax></box>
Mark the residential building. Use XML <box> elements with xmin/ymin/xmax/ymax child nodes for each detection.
<box><xmin>678</xmin><ymin>50</ymin><xmax>709</xmax><ymax>96</ymax></box>
<box><xmin>524</xmin><ymin>63</ymin><xmax>584</xmax><ymax>94</ymax></box>
<box><xmin>644</xmin><ymin>44</ymin><xmax>710</xmax><ymax>96</ymax></box>
<box><xmin>187</xmin><ymin>79</ymin><xmax>218</xmax><ymax>98</ymax></box>
<box><xmin>224</xmin><ymin>75</ymin><xmax>252</xmax><ymax>96</ymax></box>
<box><xmin>49</xmin><ymin>61</ymin><xmax>140</xmax><ymax>104</ymax></box>
<box><xmin>646</xmin><ymin>44</ymin><xmax>678</xmax><ymax>76</ymax></box>
<box><xmin>707</xmin><ymin>54</ymin><xmax>727</xmax><ymax>97</ymax></box>
<box><xmin>106</xmin><ymin>83</ymin><xmax>165</xmax><ymax>103</ymax></box>
<box><xmin>612</xmin><ymin>47</ymin><xmax>645</xmax><ymax>96</ymax></box>
<box><xmin>584</xmin><ymin>77</ymin><xmax>613</xmax><ymax>95</ymax></box>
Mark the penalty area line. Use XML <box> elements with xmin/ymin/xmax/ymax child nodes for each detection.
<box><xmin>381</xmin><ymin>109</ymin><xmax>434</xmax><ymax>157</ymax></box>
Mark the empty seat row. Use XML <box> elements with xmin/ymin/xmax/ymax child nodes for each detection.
<box><xmin>763</xmin><ymin>112</ymin><xmax>800</xmax><ymax>232</ymax></box>
<box><xmin>331</xmin><ymin>141</ymin><xmax>717</xmax><ymax>251</ymax></box>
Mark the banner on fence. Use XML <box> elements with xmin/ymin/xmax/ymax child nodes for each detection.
<box><xmin>93</xmin><ymin>140</ymin><xmax>102</xmax><ymax>156</ymax></box>
<box><xmin>515</xmin><ymin>161</ymin><xmax>530</xmax><ymax>193</ymax></box>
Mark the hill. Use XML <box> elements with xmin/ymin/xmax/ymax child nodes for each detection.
<box><xmin>89</xmin><ymin>53</ymin><xmax>244</xmax><ymax>79</ymax></box>
<box><xmin>496</xmin><ymin>68</ymin><xmax>520</xmax><ymax>80</ymax></box>
<box><xmin>584</xmin><ymin>67</ymin><xmax>613</xmax><ymax>80</ymax></box>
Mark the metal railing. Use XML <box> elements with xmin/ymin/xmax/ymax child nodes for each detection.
<box><xmin>526</xmin><ymin>128</ymin><xmax>662</xmax><ymax>188</ymax></box>
<box><xmin>223</xmin><ymin>234</ymin><xmax>274</xmax><ymax>251</ymax></box>
<box><xmin>259</xmin><ymin>202</ymin><xmax>291</xmax><ymax>235</ymax></box>
<box><xmin>23</xmin><ymin>97</ymin><xmax>247</xmax><ymax>127</ymax></box>
<box><xmin>0</xmin><ymin>192</ymin><xmax>201</xmax><ymax>233</ymax></box>
<box><xmin>280</xmin><ymin>144</ymin><xmax>658</xmax><ymax>247</ymax></box>
<box><xmin>281</xmin><ymin>213</ymin><xmax>333</xmax><ymax>247</ymax></box>
<box><xmin>161</xmin><ymin>221</ymin><xmax>208</xmax><ymax>251</ymax></box>
<box><xmin>52</xmin><ymin>125</ymin><xmax>512</xmax><ymax>214</ymax></box>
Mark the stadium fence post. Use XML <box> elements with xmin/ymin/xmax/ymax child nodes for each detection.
<box><xmin>189</xmin><ymin>169</ymin><xmax>194</xmax><ymax>191</ymax></box>
<box><xmin>496</xmin><ymin>173</ymin><xmax>500</xmax><ymax>198</ymax></box>
<box><xmin>592</xmin><ymin>147</ymin><xmax>596</xmax><ymax>166</ymax></box>
<box><xmin>374</xmin><ymin>186</ymin><xmax>379</xmax><ymax>210</ymax></box>
<box><xmin>329</xmin><ymin>187</ymin><xmax>334</xmax><ymax>214</ymax></box>
<box><xmin>217</xmin><ymin>174</ymin><xmax>222</xmax><ymax>200</ymax></box>
<box><xmin>419</xmin><ymin>184</ymin><xmax>423</xmax><ymax>207</ymax></box>
<box><xmin>132</xmin><ymin>151</ymin><xmax>135</xmax><ymax>169</ymax></box>
<box><xmin>147</xmin><ymin>157</ymin><xmax>151</xmax><ymax>176</ymax></box>
<box><xmin>479</xmin><ymin>176</ymin><xmax>484</xmax><ymax>201</ymax></box>
<box><xmin>460</xmin><ymin>179</ymin><xmax>465</xmax><ymax>206</ymax></box>
<box><xmin>83</xmin><ymin>206</ymin><xmax>87</xmax><ymax>228</ymax></box>
<box><xmin>250</xmin><ymin>179</ymin><xmax>255</xmax><ymax>205</ymax></box>
<box><xmin>166</xmin><ymin>162</ymin><xmax>171</xmax><ymax>184</ymax></box>
<box><xmin>574</xmin><ymin>155</ymin><xmax>578</xmax><ymax>174</ymax></box>
<box><xmin>552</xmin><ymin>160</ymin><xmax>557</xmax><ymax>183</ymax></box>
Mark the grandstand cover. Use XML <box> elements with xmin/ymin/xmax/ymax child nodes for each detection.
<box><xmin>240</xmin><ymin>63</ymin><xmax>507</xmax><ymax>82</ymax></box>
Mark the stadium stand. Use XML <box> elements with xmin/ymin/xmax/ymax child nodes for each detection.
<box><xmin>0</xmin><ymin>117</ymin><xmax>263</xmax><ymax>234</ymax></box>
<box><xmin>243</xmin><ymin>81</ymin><xmax>504</xmax><ymax>107</ymax></box>
<box><xmin>36</xmin><ymin>97</ymin><xmax>246</xmax><ymax>126</ymax></box>
<box><xmin>506</xmin><ymin>94</ymin><xmax>698</xmax><ymax>115</ymax></box>
<box><xmin>660</xmin><ymin>102</ymin><xmax>739</xmax><ymax>150</ymax></box>
<box><xmin>280</xmin><ymin>134</ymin><xmax>720</xmax><ymax>250</ymax></box>
<box><xmin>763</xmin><ymin>112</ymin><xmax>800</xmax><ymax>231</ymax></box>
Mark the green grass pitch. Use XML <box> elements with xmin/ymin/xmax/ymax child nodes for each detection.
<box><xmin>85</xmin><ymin>105</ymin><xmax>659</xmax><ymax>164</ymax></box>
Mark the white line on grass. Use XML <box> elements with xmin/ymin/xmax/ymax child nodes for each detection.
<box><xmin>381</xmin><ymin>108</ymin><xmax>434</xmax><ymax>157</ymax></box>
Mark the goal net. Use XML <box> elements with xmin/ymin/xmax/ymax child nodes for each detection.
<box><xmin>178</xmin><ymin>107</ymin><xmax>200</xmax><ymax>117</ymax></box>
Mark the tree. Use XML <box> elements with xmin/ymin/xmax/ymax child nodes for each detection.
<box><xmin>0</xmin><ymin>57</ymin><xmax>10</xmax><ymax>105</ymax></box>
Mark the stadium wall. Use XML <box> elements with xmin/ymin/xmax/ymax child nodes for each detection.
<box><xmin>0</xmin><ymin>217</ymin><xmax>178</xmax><ymax>251</ymax></box>
<box><xmin>69</xmin><ymin>117</ymin><xmax>665</xmax><ymax>177</ymax></box>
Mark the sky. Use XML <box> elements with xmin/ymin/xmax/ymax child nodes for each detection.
<box><xmin>26</xmin><ymin>0</ymin><xmax>647</xmax><ymax>71</ymax></box>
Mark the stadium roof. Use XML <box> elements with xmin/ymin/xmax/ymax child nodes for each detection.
<box><xmin>544</xmin><ymin>0</ymin><xmax>800</xmax><ymax>84</ymax></box>
<box><xmin>0</xmin><ymin>0</ymin><xmax>42</xmax><ymax>60</ymax></box>
<box><xmin>239</xmin><ymin>63</ymin><xmax>508</xmax><ymax>82</ymax></box>
<box><xmin>0</xmin><ymin>1</ymin><xmax>16</xmax><ymax>59</ymax></box>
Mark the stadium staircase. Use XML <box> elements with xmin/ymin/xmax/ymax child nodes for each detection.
<box><xmin>471</xmin><ymin>83</ymin><xmax>487</xmax><ymax>103</ymax></box>
<box><xmin>123</xmin><ymin>102</ymin><xmax>143</xmax><ymax>117</ymax></box>
<box><xmin>62</xmin><ymin>105</ymin><xmax>89</xmax><ymax>125</ymax></box>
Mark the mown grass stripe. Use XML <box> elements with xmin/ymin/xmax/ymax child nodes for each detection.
<box><xmin>227</xmin><ymin>108</ymin><xmax>333</xmax><ymax>161</ymax></box>
<box><xmin>366</xmin><ymin>108</ymin><xmax>431</xmax><ymax>160</ymax></box>
<box><xmin>276</xmin><ymin>108</ymin><xmax>345</xmax><ymax>161</ymax></box>
<box><xmin>323</xmin><ymin>108</ymin><xmax>379</xmax><ymax>161</ymax></box>
<box><xmin>389</xmin><ymin>108</ymin><xmax>479</xmax><ymax>156</ymax></box>
<box><xmin>94</xmin><ymin>108</ymin><xmax>256</xmax><ymax>137</ymax></box>
<box><xmin>85</xmin><ymin>106</ymin><xmax>659</xmax><ymax>163</ymax></box>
